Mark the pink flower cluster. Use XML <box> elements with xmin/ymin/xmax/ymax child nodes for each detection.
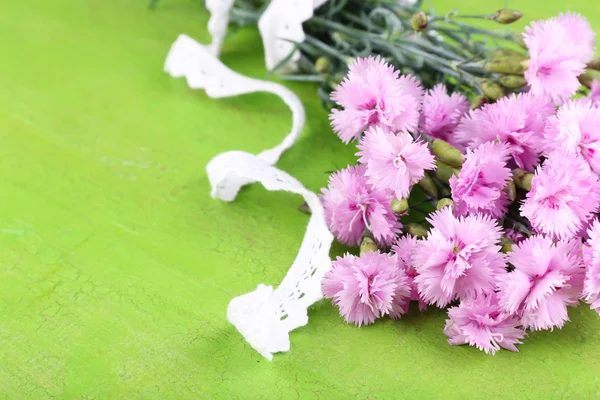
<box><xmin>321</xmin><ymin>12</ymin><xmax>600</xmax><ymax>356</ymax></box>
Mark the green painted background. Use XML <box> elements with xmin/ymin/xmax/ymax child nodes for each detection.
<box><xmin>1</xmin><ymin>0</ymin><xmax>600</xmax><ymax>398</ymax></box>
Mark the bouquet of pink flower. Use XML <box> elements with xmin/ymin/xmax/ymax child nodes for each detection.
<box><xmin>319</xmin><ymin>13</ymin><xmax>600</xmax><ymax>355</ymax></box>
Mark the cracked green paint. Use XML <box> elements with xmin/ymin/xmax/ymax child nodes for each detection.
<box><xmin>1</xmin><ymin>0</ymin><xmax>599</xmax><ymax>398</ymax></box>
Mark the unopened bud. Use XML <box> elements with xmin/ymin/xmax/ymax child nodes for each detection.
<box><xmin>512</xmin><ymin>32</ymin><xmax>527</xmax><ymax>48</ymax></box>
<box><xmin>513</xmin><ymin>169</ymin><xmax>534</xmax><ymax>191</ymax></box>
<box><xmin>492</xmin><ymin>8</ymin><xmax>523</xmax><ymax>24</ymax></box>
<box><xmin>406</xmin><ymin>223</ymin><xmax>429</xmax><ymax>238</ymax></box>
<box><xmin>331</xmin><ymin>31</ymin><xmax>350</xmax><ymax>45</ymax></box>
<box><xmin>471</xmin><ymin>95</ymin><xmax>489</xmax><ymax>110</ymax></box>
<box><xmin>360</xmin><ymin>236</ymin><xmax>378</xmax><ymax>254</ymax></box>
<box><xmin>483</xmin><ymin>57</ymin><xmax>527</xmax><ymax>74</ymax></box>
<box><xmin>588</xmin><ymin>57</ymin><xmax>600</xmax><ymax>71</ymax></box>
<box><xmin>436</xmin><ymin>198</ymin><xmax>455</xmax><ymax>211</ymax></box>
<box><xmin>503</xmin><ymin>180</ymin><xmax>517</xmax><ymax>202</ymax></box>
<box><xmin>491</xmin><ymin>48</ymin><xmax>523</xmax><ymax>58</ymax></box>
<box><xmin>501</xmin><ymin>237</ymin><xmax>514</xmax><ymax>253</ymax></box>
<box><xmin>431</xmin><ymin>139</ymin><xmax>465</xmax><ymax>167</ymax></box>
<box><xmin>417</xmin><ymin>173</ymin><xmax>438</xmax><ymax>199</ymax></box>
<box><xmin>410</xmin><ymin>11</ymin><xmax>428</xmax><ymax>32</ymax></box>
<box><xmin>315</xmin><ymin>57</ymin><xmax>330</xmax><ymax>73</ymax></box>
<box><xmin>498</xmin><ymin>75</ymin><xmax>527</xmax><ymax>89</ymax></box>
<box><xmin>579</xmin><ymin>69</ymin><xmax>600</xmax><ymax>89</ymax></box>
<box><xmin>435</xmin><ymin>160</ymin><xmax>460</xmax><ymax>183</ymax></box>
<box><xmin>391</xmin><ymin>198</ymin><xmax>409</xmax><ymax>214</ymax></box>
<box><xmin>480</xmin><ymin>80</ymin><xmax>505</xmax><ymax>101</ymax></box>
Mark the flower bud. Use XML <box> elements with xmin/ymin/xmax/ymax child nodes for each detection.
<box><xmin>410</xmin><ymin>11</ymin><xmax>428</xmax><ymax>32</ymax></box>
<box><xmin>483</xmin><ymin>57</ymin><xmax>527</xmax><ymax>75</ymax></box>
<box><xmin>492</xmin><ymin>8</ymin><xmax>523</xmax><ymax>24</ymax></box>
<box><xmin>513</xmin><ymin>169</ymin><xmax>533</xmax><ymax>191</ymax></box>
<box><xmin>498</xmin><ymin>75</ymin><xmax>527</xmax><ymax>89</ymax></box>
<box><xmin>360</xmin><ymin>236</ymin><xmax>378</xmax><ymax>254</ymax></box>
<box><xmin>331</xmin><ymin>31</ymin><xmax>350</xmax><ymax>45</ymax></box>
<box><xmin>500</xmin><ymin>237</ymin><xmax>514</xmax><ymax>253</ymax></box>
<box><xmin>434</xmin><ymin>160</ymin><xmax>460</xmax><ymax>183</ymax></box>
<box><xmin>480</xmin><ymin>80</ymin><xmax>505</xmax><ymax>101</ymax></box>
<box><xmin>491</xmin><ymin>48</ymin><xmax>523</xmax><ymax>58</ymax></box>
<box><xmin>315</xmin><ymin>57</ymin><xmax>330</xmax><ymax>73</ymax></box>
<box><xmin>405</xmin><ymin>223</ymin><xmax>429</xmax><ymax>238</ymax></box>
<box><xmin>431</xmin><ymin>139</ymin><xmax>465</xmax><ymax>167</ymax></box>
<box><xmin>436</xmin><ymin>198</ymin><xmax>455</xmax><ymax>211</ymax></box>
<box><xmin>417</xmin><ymin>173</ymin><xmax>438</xmax><ymax>199</ymax></box>
<box><xmin>470</xmin><ymin>95</ymin><xmax>489</xmax><ymax>110</ymax></box>
<box><xmin>503</xmin><ymin>180</ymin><xmax>517</xmax><ymax>202</ymax></box>
<box><xmin>390</xmin><ymin>198</ymin><xmax>409</xmax><ymax>214</ymax></box>
<box><xmin>588</xmin><ymin>57</ymin><xmax>600</xmax><ymax>71</ymax></box>
<box><xmin>512</xmin><ymin>32</ymin><xmax>527</xmax><ymax>48</ymax></box>
<box><xmin>579</xmin><ymin>69</ymin><xmax>600</xmax><ymax>89</ymax></box>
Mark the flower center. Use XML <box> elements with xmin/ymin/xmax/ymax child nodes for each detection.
<box><xmin>393</xmin><ymin>151</ymin><xmax>407</xmax><ymax>175</ymax></box>
<box><xmin>357</xmin><ymin>203</ymin><xmax>371</xmax><ymax>230</ymax></box>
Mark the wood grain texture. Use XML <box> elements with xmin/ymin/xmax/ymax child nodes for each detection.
<box><xmin>0</xmin><ymin>0</ymin><xmax>599</xmax><ymax>398</ymax></box>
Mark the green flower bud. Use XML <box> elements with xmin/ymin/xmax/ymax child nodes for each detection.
<box><xmin>405</xmin><ymin>223</ymin><xmax>429</xmax><ymax>238</ymax></box>
<box><xmin>436</xmin><ymin>198</ymin><xmax>455</xmax><ymax>211</ymax></box>
<box><xmin>588</xmin><ymin>57</ymin><xmax>600</xmax><ymax>71</ymax></box>
<box><xmin>431</xmin><ymin>139</ymin><xmax>465</xmax><ymax>167</ymax></box>
<box><xmin>483</xmin><ymin>57</ymin><xmax>527</xmax><ymax>75</ymax></box>
<box><xmin>500</xmin><ymin>237</ymin><xmax>514</xmax><ymax>254</ymax></box>
<box><xmin>417</xmin><ymin>173</ymin><xmax>438</xmax><ymax>199</ymax></box>
<box><xmin>480</xmin><ymin>80</ymin><xmax>505</xmax><ymax>101</ymax></box>
<box><xmin>331</xmin><ymin>31</ymin><xmax>350</xmax><ymax>45</ymax></box>
<box><xmin>390</xmin><ymin>198</ymin><xmax>409</xmax><ymax>214</ymax></box>
<box><xmin>498</xmin><ymin>75</ymin><xmax>527</xmax><ymax>89</ymax></box>
<box><xmin>579</xmin><ymin>69</ymin><xmax>600</xmax><ymax>88</ymax></box>
<box><xmin>434</xmin><ymin>160</ymin><xmax>460</xmax><ymax>183</ymax></box>
<box><xmin>315</xmin><ymin>57</ymin><xmax>330</xmax><ymax>73</ymax></box>
<box><xmin>503</xmin><ymin>180</ymin><xmax>517</xmax><ymax>202</ymax></box>
<box><xmin>410</xmin><ymin>11</ymin><xmax>428</xmax><ymax>32</ymax></box>
<box><xmin>470</xmin><ymin>95</ymin><xmax>489</xmax><ymax>110</ymax></box>
<box><xmin>360</xmin><ymin>236</ymin><xmax>378</xmax><ymax>254</ymax></box>
<box><xmin>512</xmin><ymin>32</ymin><xmax>527</xmax><ymax>48</ymax></box>
<box><xmin>491</xmin><ymin>48</ymin><xmax>523</xmax><ymax>58</ymax></box>
<box><xmin>492</xmin><ymin>8</ymin><xmax>523</xmax><ymax>24</ymax></box>
<box><xmin>513</xmin><ymin>169</ymin><xmax>534</xmax><ymax>191</ymax></box>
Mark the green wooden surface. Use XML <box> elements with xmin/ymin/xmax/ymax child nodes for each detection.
<box><xmin>1</xmin><ymin>0</ymin><xmax>600</xmax><ymax>398</ymax></box>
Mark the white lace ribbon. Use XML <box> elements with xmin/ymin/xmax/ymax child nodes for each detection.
<box><xmin>258</xmin><ymin>0</ymin><xmax>330</xmax><ymax>72</ymax></box>
<box><xmin>164</xmin><ymin>34</ymin><xmax>333</xmax><ymax>360</ymax></box>
<box><xmin>204</xmin><ymin>0</ymin><xmax>235</xmax><ymax>55</ymax></box>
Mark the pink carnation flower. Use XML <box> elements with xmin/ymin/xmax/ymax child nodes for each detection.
<box><xmin>419</xmin><ymin>84</ymin><xmax>470</xmax><ymax>147</ymax></box>
<box><xmin>455</xmin><ymin>93</ymin><xmax>554</xmax><ymax>170</ymax></box>
<box><xmin>357</xmin><ymin>126</ymin><xmax>436</xmax><ymax>199</ymax></box>
<box><xmin>329</xmin><ymin>56</ymin><xmax>424</xmax><ymax>143</ymax></box>
<box><xmin>524</xmin><ymin>13</ymin><xmax>594</xmax><ymax>103</ymax></box>
<box><xmin>590</xmin><ymin>80</ymin><xmax>600</xmax><ymax>106</ymax></box>
<box><xmin>450</xmin><ymin>142</ymin><xmax>512</xmax><ymax>218</ymax></box>
<box><xmin>412</xmin><ymin>208</ymin><xmax>506</xmax><ymax>307</ymax></box>
<box><xmin>497</xmin><ymin>235</ymin><xmax>584</xmax><ymax>331</ymax></box>
<box><xmin>555</xmin><ymin>12</ymin><xmax>596</xmax><ymax>62</ymax></box>
<box><xmin>583</xmin><ymin>219</ymin><xmax>600</xmax><ymax>315</ymax></box>
<box><xmin>392</xmin><ymin>235</ymin><xmax>427</xmax><ymax>313</ymax></box>
<box><xmin>521</xmin><ymin>151</ymin><xmax>600</xmax><ymax>240</ymax></box>
<box><xmin>323</xmin><ymin>251</ymin><xmax>411</xmax><ymax>326</ymax></box>
<box><xmin>544</xmin><ymin>99</ymin><xmax>600</xmax><ymax>174</ymax></box>
<box><xmin>444</xmin><ymin>294</ymin><xmax>526</xmax><ymax>355</ymax></box>
<box><xmin>321</xmin><ymin>165</ymin><xmax>401</xmax><ymax>247</ymax></box>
